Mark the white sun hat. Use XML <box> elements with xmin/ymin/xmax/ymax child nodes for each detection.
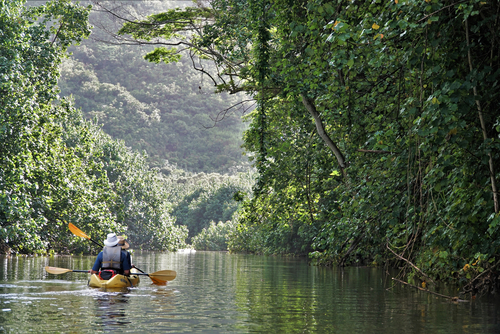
<box><xmin>104</xmin><ymin>233</ymin><xmax>119</xmax><ymax>247</ymax></box>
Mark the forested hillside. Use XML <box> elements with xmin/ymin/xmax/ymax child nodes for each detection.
<box><xmin>58</xmin><ymin>4</ymin><xmax>249</xmax><ymax>172</ymax></box>
<box><xmin>120</xmin><ymin>0</ymin><xmax>500</xmax><ymax>293</ymax></box>
<box><xmin>0</xmin><ymin>0</ymin><xmax>251</xmax><ymax>255</ymax></box>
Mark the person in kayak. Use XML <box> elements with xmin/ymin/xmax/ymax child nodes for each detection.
<box><xmin>91</xmin><ymin>233</ymin><xmax>132</xmax><ymax>278</ymax></box>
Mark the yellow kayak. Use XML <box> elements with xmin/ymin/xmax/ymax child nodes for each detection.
<box><xmin>88</xmin><ymin>269</ymin><xmax>140</xmax><ymax>289</ymax></box>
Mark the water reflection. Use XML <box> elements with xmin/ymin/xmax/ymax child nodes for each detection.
<box><xmin>1</xmin><ymin>252</ymin><xmax>500</xmax><ymax>333</ymax></box>
<box><xmin>94</xmin><ymin>292</ymin><xmax>131</xmax><ymax>328</ymax></box>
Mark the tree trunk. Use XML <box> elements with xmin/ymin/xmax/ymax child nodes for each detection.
<box><xmin>465</xmin><ymin>19</ymin><xmax>499</xmax><ymax>214</ymax></box>
<box><xmin>301</xmin><ymin>94</ymin><xmax>347</xmax><ymax>173</ymax></box>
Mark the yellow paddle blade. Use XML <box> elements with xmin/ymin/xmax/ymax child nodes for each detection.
<box><xmin>150</xmin><ymin>277</ymin><xmax>167</xmax><ymax>285</ymax></box>
<box><xmin>45</xmin><ymin>266</ymin><xmax>73</xmax><ymax>275</ymax></box>
<box><xmin>45</xmin><ymin>266</ymin><xmax>89</xmax><ymax>275</ymax></box>
<box><xmin>68</xmin><ymin>223</ymin><xmax>91</xmax><ymax>240</ymax></box>
<box><xmin>149</xmin><ymin>270</ymin><xmax>177</xmax><ymax>283</ymax></box>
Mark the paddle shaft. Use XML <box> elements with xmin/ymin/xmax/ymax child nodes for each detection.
<box><xmin>90</xmin><ymin>238</ymin><xmax>103</xmax><ymax>248</ymax></box>
<box><xmin>134</xmin><ymin>272</ymin><xmax>175</xmax><ymax>278</ymax></box>
<box><xmin>68</xmin><ymin>223</ymin><xmax>146</xmax><ymax>273</ymax></box>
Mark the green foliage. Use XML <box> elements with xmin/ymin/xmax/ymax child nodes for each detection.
<box><xmin>192</xmin><ymin>220</ymin><xmax>235</xmax><ymax>251</ymax></box>
<box><xmin>127</xmin><ymin>0</ymin><xmax>500</xmax><ymax>287</ymax></box>
<box><xmin>85</xmin><ymin>126</ymin><xmax>189</xmax><ymax>251</ymax></box>
<box><xmin>144</xmin><ymin>47</ymin><xmax>182</xmax><ymax>63</ymax></box>
<box><xmin>0</xmin><ymin>0</ymin><xmax>93</xmax><ymax>253</ymax></box>
<box><xmin>260</xmin><ymin>0</ymin><xmax>500</xmax><ymax>278</ymax></box>
<box><xmin>228</xmin><ymin>99</ymin><xmax>336</xmax><ymax>255</ymax></box>
<box><xmin>118</xmin><ymin>7</ymin><xmax>212</xmax><ymax>42</ymax></box>
<box><xmin>170</xmin><ymin>169</ymin><xmax>255</xmax><ymax>241</ymax></box>
<box><xmin>0</xmin><ymin>0</ymin><xmax>187</xmax><ymax>254</ymax></box>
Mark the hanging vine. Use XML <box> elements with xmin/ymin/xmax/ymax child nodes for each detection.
<box><xmin>249</xmin><ymin>0</ymin><xmax>271</xmax><ymax>193</ymax></box>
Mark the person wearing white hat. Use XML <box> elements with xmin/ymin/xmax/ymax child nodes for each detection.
<box><xmin>90</xmin><ymin>233</ymin><xmax>132</xmax><ymax>278</ymax></box>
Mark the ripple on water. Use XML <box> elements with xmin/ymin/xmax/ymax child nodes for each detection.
<box><xmin>2</xmin><ymin>252</ymin><xmax>500</xmax><ymax>333</ymax></box>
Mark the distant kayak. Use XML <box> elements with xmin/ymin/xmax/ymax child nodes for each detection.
<box><xmin>88</xmin><ymin>269</ymin><xmax>140</xmax><ymax>289</ymax></box>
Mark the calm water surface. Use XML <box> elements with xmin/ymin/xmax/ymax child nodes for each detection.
<box><xmin>1</xmin><ymin>251</ymin><xmax>500</xmax><ymax>333</ymax></box>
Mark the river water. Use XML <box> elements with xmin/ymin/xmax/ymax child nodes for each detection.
<box><xmin>1</xmin><ymin>251</ymin><xmax>500</xmax><ymax>333</ymax></box>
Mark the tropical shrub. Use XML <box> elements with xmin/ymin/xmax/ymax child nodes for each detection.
<box><xmin>0</xmin><ymin>0</ymin><xmax>96</xmax><ymax>254</ymax></box>
<box><xmin>192</xmin><ymin>220</ymin><xmax>236</xmax><ymax>251</ymax></box>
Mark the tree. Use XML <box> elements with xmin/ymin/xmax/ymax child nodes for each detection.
<box><xmin>116</xmin><ymin>0</ymin><xmax>500</xmax><ymax>290</ymax></box>
<box><xmin>0</xmin><ymin>0</ymin><xmax>94</xmax><ymax>253</ymax></box>
<box><xmin>0</xmin><ymin>0</ymin><xmax>188</xmax><ymax>254</ymax></box>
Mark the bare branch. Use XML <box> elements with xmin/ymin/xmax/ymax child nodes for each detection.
<box><xmin>387</xmin><ymin>243</ymin><xmax>436</xmax><ymax>285</ymax></box>
<box><xmin>301</xmin><ymin>95</ymin><xmax>347</xmax><ymax>171</ymax></box>
<box><xmin>209</xmin><ymin>99</ymin><xmax>255</xmax><ymax>123</ymax></box>
<box><xmin>51</xmin><ymin>22</ymin><xmax>64</xmax><ymax>47</ymax></box>
<box><xmin>392</xmin><ymin>278</ymin><xmax>468</xmax><ymax>302</ymax></box>
<box><xmin>417</xmin><ymin>0</ymin><xmax>470</xmax><ymax>23</ymax></box>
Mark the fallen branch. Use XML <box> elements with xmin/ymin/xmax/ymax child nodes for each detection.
<box><xmin>387</xmin><ymin>243</ymin><xmax>436</xmax><ymax>285</ymax></box>
<box><xmin>392</xmin><ymin>278</ymin><xmax>468</xmax><ymax>302</ymax></box>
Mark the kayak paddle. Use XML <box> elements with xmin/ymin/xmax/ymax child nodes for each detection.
<box><xmin>45</xmin><ymin>266</ymin><xmax>89</xmax><ymax>274</ymax></box>
<box><xmin>134</xmin><ymin>270</ymin><xmax>177</xmax><ymax>285</ymax></box>
<box><xmin>45</xmin><ymin>266</ymin><xmax>176</xmax><ymax>284</ymax></box>
<box><xmin>68</xmin><ymin>223</ymin><xmax>104</xmax><ymax>248</ymax></box>
<box><xmin>68</xmin><ymin>223</ymin><xmax>147</xmax><ymax>274</ymax></box>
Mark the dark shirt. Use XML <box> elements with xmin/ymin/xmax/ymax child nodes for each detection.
<box><xmin>92</xmin><ymin>248</ymin><xmax>132</xmax><ymax>272</ymax></box>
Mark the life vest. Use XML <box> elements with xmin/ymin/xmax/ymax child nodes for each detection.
<box><xmin>102</xmin><ymin>246</ymin><xmax>122</xmax><ymax>270</ymax></box>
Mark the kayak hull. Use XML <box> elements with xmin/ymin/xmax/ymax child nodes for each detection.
<box><xmin>88</xmin><ymin>269</ymin><xmax>140</xmax><ymax>289</ymax></box>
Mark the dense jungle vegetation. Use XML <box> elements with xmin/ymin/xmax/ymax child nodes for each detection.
<box><xmin>0</xmin><ymin>0</ymin><xmax>252</xmax><ymax>255</ymax></box>
<box><xmin>2</xmin><ymin>0</ymin><xmax>500</xmax><ymax>294</ymax></box>
<box><xmin>115</xmin><ymin>0</ymin><xmax>500</xmax><ymax>293</ymax></box>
